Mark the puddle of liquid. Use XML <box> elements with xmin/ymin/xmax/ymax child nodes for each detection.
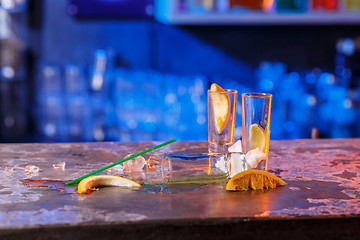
<box><xmin>285</xmin><ymin>180</ymin><xmax>353</xmax><ymax>200</ymax></box>
<box><xmin>268</xmin><ymin>168</ymin><xmax>288</xmax><ymax>176</ymax></box>
<box><xmin>22</xmin><ymin>179</ymin><xmax>211</xmax><ymax>194</ymax></box>
<box><xmin>140</xmin><ymin>183</ymin><xmax>208</xmax><ymax>194</ymax></box>
<box><xmin>22</xmin><ymin>178</ymin><xmax>211</xmax><ymax>195</ymax></box>
<box><xmin>333</xmin><ymin>170</ymin><xmax>357</xmax><ymax>180</ymax></box>
<box><xmin>22</xmin><ymin>179</ymin><xmax>78</xmax><ymax>194</ymax></box>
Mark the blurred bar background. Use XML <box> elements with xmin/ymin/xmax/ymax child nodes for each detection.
<box><xmin>0</xmin><ymin>0</ymin><xmax>360</xmax><ymax>142</ymax></box>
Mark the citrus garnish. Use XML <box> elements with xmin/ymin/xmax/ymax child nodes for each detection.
<box><xmin>249</xmin><ymin>123</ymin><xmax>266</xmax><ymax>152</ymax></box>
<box><xmin>210</xmin><ymin>83</ymin><xmax>231</xmax><ymax>134</ymax></box>
<box><xmin>77</xmin><ymin>175</ymin><xmax>141</xmax><ymax>194</ymax></box>
<box><xmin>226</xmin><ymin>169</ymin><xmax>286</xmax><ymax>191</ymax></box>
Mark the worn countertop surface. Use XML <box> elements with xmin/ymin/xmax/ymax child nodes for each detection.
<box><xmin>0</xmin><ymin>139</ymin><xmax>359</xmax><ymax>240</ymax></box>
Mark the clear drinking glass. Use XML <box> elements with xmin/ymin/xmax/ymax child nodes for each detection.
<box><xmin>112</xmin><ymin>153</ymin><xmax>231</xmax><ymax>187</ymax></box>
<box><xmin>208</xmin><ymin>89</ymin><xmax>237</xmax><ymax>153</ymax></box>
<box><xmin>242</xmin><ymin>92</ymin><xmax>272</xmax><ymax>171</ymax></box>
<box><xmin>165</xmin><ymin>153</ymin><xmax>230</xmax><ymax>185</ymax></box>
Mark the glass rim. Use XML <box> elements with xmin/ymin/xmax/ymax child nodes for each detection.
<box><xmin>207</xmin><ymin>89</ymin><xmax>237</xmax><ymax>94</ymax></box>
<box><xmin>242</xmin><ymin>92</ymin><xmax>272</xmax><ymax>98</ymax></box>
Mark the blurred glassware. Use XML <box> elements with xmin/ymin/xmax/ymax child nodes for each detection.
<box><xmin>276</xmin><ymin>0</ymin><xmax>308</xmax><ymax>12</ymax></box>
<box><xmin>0</xmin><ymin>2</ymin><xmax>27</xmax><ymax>142</ymax></box>
<box><xmin>312</xmin><ymin>0</ymin><xmax>338</xmax><ymax>10</ymax></box>
<box><xmin>229</xmin><ymin>0</ymin><xmax>267</xmax><ymax>10</ymax></box>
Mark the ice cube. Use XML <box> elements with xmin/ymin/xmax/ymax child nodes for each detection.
<box><xmin>24</xmin><ymin>165</ymin><xmax>40</xmax><ymax>174</ymax></box>
<box><xmin>215</xmin><ymin>155</ymin><xmax>228</xmax><ymax>173</ymax></box>
<box><xmin>123</xmin><ymin>154</ymin><xmax>146</xmax><ymax>172</ymax></box>
<box><xmin>146</xmin><ymin>154</ymin><xmax>163</xmax><ymax>170</ymax></box>
<box><xmin>107</xmin><ymin>163</ymin><xmax>124</xmax><ymax>174</ymax></box>
<box><xmin>245</xmin><ymin>148</ymin><xmax>266</xmax><ymax>169</ymax></box>
<box><xmin>228</xmin><ymin>140</ymin><xmax>243</xmax><ymax>153</ymax></box>
<box><xmin>4</xmin><ymin>167</ymin><xmax>13</xmax><ymax>173</ymax></box>
<box><xmin>229</xmin><ymin>152</ymin><xmax>246</xmax><ymax>177</ymax></box>
<box><xmin>52</xmin><ymin>162</ymin><xmax>66</xmax><ymax>170</ymax></box>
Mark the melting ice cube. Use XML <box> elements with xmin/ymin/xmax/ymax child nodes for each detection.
<box><xmin>215</xmin><ymin>155</ymin><xmax>228</xmax><ymax>174</ymax></box>
<box><xmin>52</xmin><ymin>162</ymin><xmax>66</xmax><ymax>170</ymax></box>
<box><xmin>245</xmin><ymin>148</ymin><xmax>266</xmax><ymax>169</ymax></box>
<box><xmin>226</xmin><ymin>141</ymin><xmax>266</xmax><ymax>177</ymax></box>
<box><xmin>24</xmin><ymin>165</ymin><xmax>40</xmax><ymax>174</ymax></box>
<box><xmin>107</xmin><ymin>163</ymin><xmax>124</xmax><ymax>174</ymax></box>
<box><xmin>229</xmin><ymin>152</ymin><xmax>246</xmax><ymax>177</ymax></box>
<box><xmin>146</xmin><ymin>154</ymin><xmax>163</xmax><ymax>170</ymax></box>
<box><xmin>228</xmin><ymin>140</ymin><xmax>243</xmax><ymax>153</ymax></box>
<box><xmin>4</xmin><ymin>167</ymin><xmax>14</xmax><ymax>173</ymax></box>
<box><xmin>123</xmin><ymin>154</ymin><xmax>146</xmax><ymax>172</ymax></box>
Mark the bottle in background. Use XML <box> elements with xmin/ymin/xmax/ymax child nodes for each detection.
<box><xmin>345</xmin><ymin>0</ymin><xmax>360</xmax><ymax>11</ymax></box>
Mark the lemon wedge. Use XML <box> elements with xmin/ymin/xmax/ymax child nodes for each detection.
<box><xmin>77</xmin><ymin>175</ymin><xmax>141</xmax><ymax>194</ymax></box>
<box><xmin>210</xmin><ymin>83</ymin><xmax>231</xmax><ymax>134</ymax></box>
<box><xmin>249</xmin><ymin>123</ymin><xmax>266</xmax><ymax>152</ymax></box>
<box><xmin>226</xmin><ymin>169</ymin><xmax>287</xmax><ymax>191</ymax></box>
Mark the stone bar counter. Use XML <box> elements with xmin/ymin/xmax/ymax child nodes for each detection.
<box><xmin>0</xmin><ymin>139</ymin><xmax>359</xmax><ymax>240</ymax></box>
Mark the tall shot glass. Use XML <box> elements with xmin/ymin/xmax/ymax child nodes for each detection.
<box><xmin>208</xmin><ymin>88</ymin><xmax>237</xmax><ymax>153</ymax></box>
<box><xmin>242</xmin><ymin>93</ymin><xmax>272</xmax><ymax>171</ymax></box>
<box><xmin>112</xmin><ymin>153</ymin><xmax>231</xmax><ymax>189</ymax></box>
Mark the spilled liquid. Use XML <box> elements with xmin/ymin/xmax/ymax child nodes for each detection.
<box><xmin>22</xmin><ymin>176</ymin><xmax>227</xmax><ymax>195</ymax></box>
<box><xmin>22</xmin><ymin>179</ymin><xmax>78</xmax><ymax>194</ymax></box>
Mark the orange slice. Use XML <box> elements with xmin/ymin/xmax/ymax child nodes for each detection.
<box><xmin>210</xmin><ymin>83</ymin><xmax>231</xmax><ymax>134</ymax></box>
<box><xmin>77</xmin><ymin>175</ymin><xmax>141</xmax><ymax>194</ymax></box>
<box><xmin>226</xmin><ymin>169</ymin><xmax>287</xmax><ymax>191</ymax></box>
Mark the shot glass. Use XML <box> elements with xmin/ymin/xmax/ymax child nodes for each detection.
<box><xmin>164</xmin><ymin>153</ymin><xmax>230</xmax><ymax>185</ymax></box>
<box><xmin>242</xmin><ymin>92</ymin><xmax>272</xmax><ymax>171</ymax></box>
<box><xmin>114</xmin><ymin>153</ymin><xmax>230</xmax><ymax>187</ymax></box>
<box><xmin>208</xmin><ymin>89</ymin><xmax>237</xmax><ymax>153</ymax></box>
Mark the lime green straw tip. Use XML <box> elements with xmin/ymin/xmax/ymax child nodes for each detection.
<box><xmin>65</xmin><ymin>139</ymin><xmax>177</xmax><ymax>186</ymax></box>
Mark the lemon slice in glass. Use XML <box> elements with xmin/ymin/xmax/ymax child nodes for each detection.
<box><xmin>226</xmin><ymin>169</ymin><xmax>287</xmax><ymax>191</ymax></box>
<box><xmin>210</xmin><ymin>83</ymin><xmax>230</xmax><ymax>134</ymax></box>
<box><xmin>77</xmin><ymin>175</ymin><xmax>141</xmax><ymax>194</ymax></box>
<box><xmin>249</xmin><ymin>123</ymin><xmax>266</xmax><ymax>152</ymax></box>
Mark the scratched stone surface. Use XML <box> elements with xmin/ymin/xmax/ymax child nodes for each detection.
<box><xmin>0</xmin><ymin>139</ymin><xmax>358</xmax><ymax>228</ymax></box>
